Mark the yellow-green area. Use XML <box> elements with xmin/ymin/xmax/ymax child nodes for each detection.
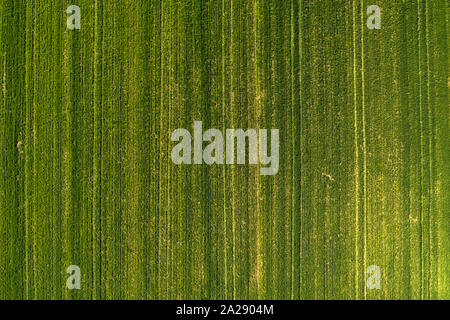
<box><xmin>0</xmin><ymin>0</ymin><xmax>448</xmax><ymax>299</ymax></box>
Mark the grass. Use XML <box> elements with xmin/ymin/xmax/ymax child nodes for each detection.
<box><xmin>0</xmin><ymin>0</ymin><xmax>448</xmax><ymax>300</ymax></box>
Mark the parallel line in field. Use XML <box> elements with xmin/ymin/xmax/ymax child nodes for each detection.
<box><xmin>360</xmin><ymin>0</ymin><xmax>368</xmax><ymax>300</ymax></box>
<box><xmin>221</xmin><ymin>0</ymin><xmax>227</xmax><ymax>298</ymax></box>
<box><xmin>24</xmin><ymin>0</ymin><xmax>34</xmax><ymax>299</ymax></box>
<box><xmin>424</xmin><ymin>0</ymin><xmax>434</xmax><ymax>299</ymax></box>
<box><xmin>32</xmin><ymin>0</ymin><xmax>38</xmax><ymax>298</ymax></box>
<box><xmin>298</xmin><ymin>0</ymin><xmax>303</xmax><ymax>299</ymax></box>
<box><xmin>93</xmin><ymin>0</ymin><xmax>103</xmax><ymax>299</ymax></box>
<box><xmin>290</xmin><ymin>0</ymin><xmax>294</xmax><ymax>300</ymax></box>
<box><xmin>416</xmin><ymin>0</ymin><xmax>425</xmax><ymax>299</ymax></box>
<box><xmin>351</xmin><ymin>1</ymin><xmax>360</xmax><ymax>299</ymax></box>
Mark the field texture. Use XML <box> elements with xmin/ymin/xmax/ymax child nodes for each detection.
<box><xmin>0</xmin><ymin>0</ymin><xmax>448</xmax><ymax>299</ymax></box>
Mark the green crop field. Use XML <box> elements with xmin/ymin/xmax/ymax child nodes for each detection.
<box><xmin>0</xmin><ymin>0</ymin><xmax>448</xmax><ymax>300</ymax></box>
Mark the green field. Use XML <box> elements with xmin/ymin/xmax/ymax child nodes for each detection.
<box><xmin>0</xmin><ymin>0</ymin><xmax>448</xmax><ymax>300</ymax></box>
